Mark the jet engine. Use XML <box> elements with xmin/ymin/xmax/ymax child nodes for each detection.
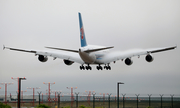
<box><xmin>125</xmin><ymin>58</ymin><xmax>133</xmax><ymax>65</ymax></box>
<box><xmin>38</xmin><ymin>55</ymin><xmax>48</xmax><ymax>62</ymax></box>
<box><xmin>145</xmin><ymin>54</ymin><xmax>154</xmax><ymax>62</ymax></box>
<box><xmin>63</xmin><ymin>60</ymin><xmax>74</xmax><ymax>65</ymax></box>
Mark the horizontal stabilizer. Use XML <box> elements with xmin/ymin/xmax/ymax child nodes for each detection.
<box><xmin>45</xmin><ymin>47</ymin><xmax>79</xmax><ymax>53</ymax></box>
<box><xmin>45</xmin><ymin>46</ymin><xmax>114</xmax><ymax>53</ymax></box>
<box><xmin>84</xmin><ymin>46</ymin><xmax>114</xmax><ymax>53</ymax></box>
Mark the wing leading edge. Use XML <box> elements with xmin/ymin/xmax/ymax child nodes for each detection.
<box><xmin>147</xmin><ymin>46</ymin><xmax>177</xmax><ymax>53</ymax></box>
<box><xmin>3</xmin><ymin>45</ymin><xmax>114</xmax><ymax>64</ymax></box>
<box><xmin>104</xmin><ymin>45</ymin><xmax>177</xmax><ymax>64</ymax></box>
<box><xmin>3</xmin><ymin>45</ymin><xmax>84</xmax><ymax>64</ymax></box>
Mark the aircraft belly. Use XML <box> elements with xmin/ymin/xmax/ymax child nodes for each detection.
<box><xmin>79</xmin><ymin>52</ymin><xmax>96</xmax><ymax>64</ymax></box>
<box><xmin>94</xmin><ymin>60</ymin><xmax>104</xmax><ymax>64</ymax></box>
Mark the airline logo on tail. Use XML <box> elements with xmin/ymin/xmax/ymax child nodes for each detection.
<box><xmin>80</xmin><ymin>26</ymin><xmax>84</xmax><ymax>40</ymax></box>
<box><xmin>79</xmin><ymin>12</ymin><xmax>87</xmax><ymax>47</ymax></box>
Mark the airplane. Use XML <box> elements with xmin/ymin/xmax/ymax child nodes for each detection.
<box><xmin>3</xmin><ymin>12</ymin><xmax>177</xmax><ymax>70</ymax></box>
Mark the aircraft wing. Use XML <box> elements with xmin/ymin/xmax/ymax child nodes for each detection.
<box><xmin>3</xmin><ymin>46</ymin><xmax>84</xmax><ymax>64</ymax></box>
<box><xmin>105</xmin><ymin>45</ymin><xmax>177</xmax><ymax>63</ymax></box>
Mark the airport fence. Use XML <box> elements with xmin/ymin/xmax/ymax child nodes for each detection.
<box><xmin>0</xmin><ymin>94</ymin><xmax>180</xmax><ymax>108</ymax></box>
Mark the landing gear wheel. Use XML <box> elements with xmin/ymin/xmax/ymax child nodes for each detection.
<box><xmin>89</xmin><ymin>66</ymin><xmax>92</xmax><ymax>70</ymax></box>
<box><xmin>96</xmin><ymin>66</ymin><xmax>99</xmax><ymax>70</ymax></box>
<box><xmin>104</xmin><ymin>65</ymin><xmax>111</xmax><ymax>70</ymax></box>
<box><xmin>84</xmin><ymin>65</ymin><xmax>92</xmax><ymax>70</ymax></box>
<box><xmin>80</xmin><ymin>65</ymin><xmax>85</xmax><ymax>70</ymax></box>
<box><xmin>107</xmin><ymin>66</ymin><xmax>111</xmax><ymax>70</ymax></box>
<box><xmin>108</xmin><ymin>66</ymin><xmax>111</xmax><ymax>70</ymax></box>
<box><xmin>86</xmin><ymin>66</ymin><xmax>89</xmax><ymax>70</ymax></box>
<box><xmin>97</xmin><ymin>65</ymin><xmax>103</xmax><ymax>70</ymax></box>
<box><xmin>100</xmin><ymin>66</ymin><xmax>103</xmax><ymax>70</ymax></box>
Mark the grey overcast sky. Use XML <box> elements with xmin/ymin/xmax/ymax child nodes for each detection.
<box><xmin>0</xmin><ymin>0</ymin><xmax>180</xmax><ymax>96</ymax></box>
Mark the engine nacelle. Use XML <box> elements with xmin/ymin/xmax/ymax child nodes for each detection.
<box><xmin>145</xmin><ymin>54</ymin><xmax>154</xmax><ymax>62</ymax></box>
<box><xmin>125</xmin><ymin>58</ymin><xmax>133</xmax><ymax>66</ymax></box>
<box><xmin>38</xmin><ymin>55</ymin><xmax>48</xmax><ymax>62</ymax></box>
<box><xmin>63</xmin><ymin>60</ymin><xmax>74</xmax><ymax>65</ymax></box>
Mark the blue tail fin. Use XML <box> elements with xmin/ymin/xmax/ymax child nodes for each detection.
<box><xmin>79</xmin><ymin>12</ymin><xmax>87</xmax><ymax>47</ymax></box>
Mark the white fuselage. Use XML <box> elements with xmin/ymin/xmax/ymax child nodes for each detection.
<box><xmin>78</xmin><ymin>45</ymin><xmax>108</xmax><ymax>64</ymax></box>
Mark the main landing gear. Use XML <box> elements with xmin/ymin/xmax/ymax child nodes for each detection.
<box><xmin>80</xmin><ymin>64</ymin><xmax>111</xmax><ymax>70</ymax></box>
<box><xmin>80</xmin><ymin>64</ymin><xmax>92</xmax><ymax>70</ymax></box>
<box><xmin>97</xmin><ymin>64</ymin><xmax>111</xmax><ymax>70</ymax></box>
<box><xmin>104</xmin><ymin>64</ymin><xmax>111</xmax><ymax>70</ymax></box>
<box><xmin>96</xmin><ymin>64</ymin><xmax>103</xmax><ymax>70</ymax></box>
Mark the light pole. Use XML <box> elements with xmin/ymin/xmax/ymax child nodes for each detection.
<box><xmin>21</xmin><ymin>90</ymin><xmax>27</xmax><ymax>102</ymax></box>
<box><xmin>51</xmin><ymin>90</ymin><xmax>59</xmax><ymax>105</ymax></box>
<box><xmin>18</xmin><ymin>77</ymin><xmax>26</xmax><ymax>108</ymax></box>
<box><xmin>57</xmin><ymin>92</ymin><xmax>61</xmax><ymax>108</ymax></box>
<box><xmin>43</xmin><ymin>82</ymin><xmax>55</xmax><ymax>105</ymax></box>
<box><xmin>148</xmin><ymin>94</ymin><xmax>152</xmax><ymax>107</ymax></box>
<box><xmin>0</xmin><ymin>82</ymin><xmax>14</xmax><ymax>104</ymax></box>
<box><xmin>107</xmin><ymin>93</ymin><xmax>112</xmax><ymax>108</ymax></box>
<box><xmin>75</xmin><ymin>92</ymin><xmax>79</xmax><ymax>108</ymax></box>
<box><xmin>67</xmin><ymin>87</ymin><xmax>77</xmax><ymax>107</ymax></box>
<box><xmin>170</xmin><ymin>94</ymin><xmax>174</xmax><ymax>108</ymax></box>
<box><xmin>27</xmin><ymin>87</ymin><xmax>41</xmax><ymax>106</ymax></box>
<box><xmin>117</xmin><ymin>82</ymin><xmax>124</xmax><ymax>108</ymax></box>
<box><xmin>37</xmin><ymin>91</ymin><xmax>42</xmax><ymax>105</ymax></box>
<box><xmin>122</xmin><ymin>94</ymin><xmax>126</xmax><ymax>108</ymax></box>
<box><xmin>160</xmin><ymin>94</ymin><xmax>163</xmax><ymax>108</ymax></box>
<box><xmin>92</xmin><ymin>92</ymin><xmax>96</xmax><ymax>108</ymax></box>
<box><xmin>135</xmin><ymin>94</ymin><xmax>140</xmax><ymax>108</ymax></box>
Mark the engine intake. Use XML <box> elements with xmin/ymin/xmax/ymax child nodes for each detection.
<box><xmin>145</xmin><ymin>54</ymin><xmax>154</xmax><ymax>62</ymax></box>
<box><xmin>125</xmin><ymin>58</ymin><xmax>133</xmax><ymax>66</ymax></box>
<box><xmin>38</xmin><ymin>55</ymin><xmax>48</xmax><ymax>62</ymax></box>
<box><xmin>63</xmin><ymin>60</ymin><xmax>74</xmax><ymax>65</ymax></box>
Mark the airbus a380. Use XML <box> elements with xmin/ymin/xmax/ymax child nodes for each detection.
<box><xmin>4</xmin><ymin>13</ymin><xmax>177</xmax><ymax>70</ymax></box>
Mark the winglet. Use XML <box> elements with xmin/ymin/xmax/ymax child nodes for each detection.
<box><xmin>3</xmin><ymin>45</ymin><xmax>5</xmax><ymax>50</ymax></box>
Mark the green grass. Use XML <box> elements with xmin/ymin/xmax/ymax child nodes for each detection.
<box><xmin>35</xmin><ymin>104</ymin><xmax>51</xmax><ymax>108</ymax></box>
<box><xmin>0</xmin><ymin>102</ymin><xmax>11</xmax><ymax>108</ymax></box>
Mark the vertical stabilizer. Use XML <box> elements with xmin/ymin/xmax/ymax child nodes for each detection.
<box><xmin>79</xmin><ymin>12</ymin><xmax>87</xmax><ymax>47</ymax></box>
